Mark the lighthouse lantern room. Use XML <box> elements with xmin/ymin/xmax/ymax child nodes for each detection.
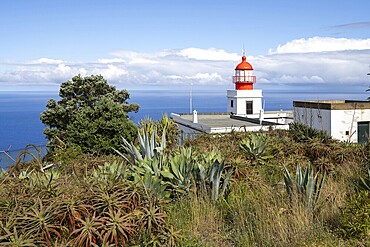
<box><xmin>227</xmin><ymin>54</ymin><xmax>263</xmax><ymax>116</ymax></box>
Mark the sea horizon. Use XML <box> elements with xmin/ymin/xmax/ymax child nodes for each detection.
<box><xmin>0</xmin><ymin>88</ymin><xmax>369</xmax><ymax>152</ymax></box>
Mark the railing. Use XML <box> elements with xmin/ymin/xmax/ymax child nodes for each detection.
<box><xmin>232</xmin><ymin>75</ymin><xmax>256</xmax><ymax>84</ymax></box>
<box><xmin>0</xmin><ymin>144</ymin><xmax>48</xmax><ymax>169</ymax></box>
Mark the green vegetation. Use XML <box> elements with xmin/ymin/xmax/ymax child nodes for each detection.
<box><xmin>1</xmin><ymin>77</ymin><xmax>370</xmax><ymax>245</ymax></box>
<box><xmin>40</xmin><ymin>74</ymin><xmax>139</xmax><ymax>155</ymax></box>
<box><xmin>2</xmin><ymin>125</ymin><xmax>369</xmax><ymax>246</ymax></box>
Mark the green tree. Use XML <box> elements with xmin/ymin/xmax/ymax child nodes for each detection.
<box><xmin>40</xmin><ymin>74</ymin><xmax>139</xmax><ymax>154</ymax></box>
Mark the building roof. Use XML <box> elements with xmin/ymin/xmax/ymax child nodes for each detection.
<box><xmin>179</xmin><ymin>113</ymin><xmax>259</xmax><ymax>129</ymax></box>
<box><xmin>293</xmin><ymin>100</ymin><xmax>370</xmax><ymax>110</ymax></box>
<box><xmin>235</xmin><ymin>56</ymin><xmax>253</xmax><ymax>70</ymax></box>
<box><xmin>171</xmin><ymin>111</ymin><xmax>293</xmax><ymax>133</ymax></box>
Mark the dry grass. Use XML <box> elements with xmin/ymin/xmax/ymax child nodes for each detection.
<box><xmin>167</xmin><ymin>194</ymin><xmax>232</xmax><ymax>247</ymax></box>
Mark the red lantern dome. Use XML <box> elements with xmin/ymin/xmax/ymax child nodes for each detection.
<box><xmin>233</xmin><ymin>55</ymin><xmax>256</xmax><ymax>90</ymax></box>
<box><xmin>235</xmin><ymin>55</ymin><xmax>253</xmax><ymax>70</ymax></box>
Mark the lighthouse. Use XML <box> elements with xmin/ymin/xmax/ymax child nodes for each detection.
<box><xmin>227</xmin><ymin>54</ymin><xmax>263</xmax><ymax>116</ymax></box>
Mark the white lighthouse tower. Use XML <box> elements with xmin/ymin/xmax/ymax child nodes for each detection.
<box><xmin>227</xmin><ymin>54</ymin><xmax>263</xmax><ymax>116</ymax></box>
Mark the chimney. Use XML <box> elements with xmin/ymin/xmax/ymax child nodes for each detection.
<box><xmin>192</xmin><ymin>110</ymin><xmax>198</xmax><ymax>123</ymax></box>
<box><xmin>259</xmin><ymin>109</ymin><xmax>264</xmax><ymax>125</ymax></box>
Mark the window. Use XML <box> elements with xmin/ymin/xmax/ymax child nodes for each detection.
<box><xmin>358</xmin><ymin>121</ymin><xmax>369</xmax><ymax>144</ymax></box>
<box><xmin>246</xmin><ymin>101</ymin><xmax>253</xmax><ymax>114</ymax></box>
<box><xmin>230</xmin><ymin>100</ymin><xmax>234</xmax><ymax>108</ymax></box>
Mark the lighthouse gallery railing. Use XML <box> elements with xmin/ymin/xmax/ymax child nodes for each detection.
<box><xmin>232</xmin><ymin>75</ymin><xmax>256</xmax><ymax>84</ymax></box>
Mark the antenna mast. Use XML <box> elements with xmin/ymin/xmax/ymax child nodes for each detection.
<box><xmin>190</xmin><ymin>82</ymin><xmax>193</xmax><ymax>113</ymax></box>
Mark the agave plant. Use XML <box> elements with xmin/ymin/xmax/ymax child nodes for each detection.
<box><xmin>27</xmin><ymin>170</ymin><xmax>61</xmax><ymax>198</ymax></box>
<box><xmin>283</xmin><ymin>163</ymin><xmax>325</xmax><ymax>211</ymax></box>
<box><xmin>209</xmin><ymin>160</ymin><xmax>233</xmax><ymax>200</ymax></box>
<box><xmin>199</xmin><ymin>149</ymin><xmax>223</xmax><ymax>169</ymax></box>
<box><xmin>141</xmin><ymin>172</ymin><xmax>171</xmax><ymax>201</ymax></box>
<box><xmin>165</xmin><ymin>147</ymin><xmax>196</xmax><ymax>194</ymax></box>
<box><xmin>240</xmin><ymin>133</ymin><xmax>273</xmax><ymax>164</ymax></box>
<box><xmin>133</xmin><ymin>155</ymin><xmax>169</xmax><ymax>180</ymax></box>
<box><xmin>90</xmin><ymin>161</ymin><xmax>127</xmax><ymax>183</ymax></box>
<box><xmin>116</xmin><ymin>127</ymin><xmax>166</xmax><ymax>165</ymax></box>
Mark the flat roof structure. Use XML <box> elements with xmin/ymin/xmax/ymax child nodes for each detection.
<box><xmin>293</xmin><ymin>100</ymin><xmax>370</xmax><ymax>110</ymax></box>
<box><xmin>171</xmin><ymin>110</ymin><xmax>293</xmax><ymax>136</ymax></box>
<box><xmin>176</xmin><ymin>113</ymin><xmax>259</xmax><ymax>129</ymax></box>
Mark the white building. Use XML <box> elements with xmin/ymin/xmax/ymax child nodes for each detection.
<box><xmin>171</xmin><ymin>54</ymin><xmax>293</xmax><ymax>142</ymax></box>
<box><xmin>293</xmin><ymin>100</ymin><xmax>370</xmax><ymax>143</ymax></box>
<box><xmin>227</xmin><ymin>55</ymin><xmax>263</xmax><ymax>116</ymax></box>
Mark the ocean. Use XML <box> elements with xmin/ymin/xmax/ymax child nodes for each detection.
<box><xmin>0</xmin><ymin>89</ymin><xmax>368</xmax><ymax>167</ymax></box>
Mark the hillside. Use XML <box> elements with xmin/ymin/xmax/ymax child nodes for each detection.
<box><xmin>0</xmin><ymin>121</ymin><xmax>369</xmax><ymax>246</ymax></box>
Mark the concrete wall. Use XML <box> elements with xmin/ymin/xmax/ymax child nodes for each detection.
<box><xmin>227</xmin><ymin>89</ymin><xmax>262</xmax><ymax>115</ymax></box>
<box><xmin>294</xmin><ymin>106</ymin><xmax>370</xmax><ymax>142</ymax></box>
<box><xmin>294</xmin><ymin>107</ymin><xmax>331</xmax><ymax>134</ymax></box>
<box><xmin>331</xmin><ymin>109</ymin><xmax>370</xmax><ymax>142</ymax></box>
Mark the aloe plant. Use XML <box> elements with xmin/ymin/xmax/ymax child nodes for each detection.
<box><xmin>284</xmin><ymin>164</ymin><xmax>325</xmax><ymax>211</ymax></box>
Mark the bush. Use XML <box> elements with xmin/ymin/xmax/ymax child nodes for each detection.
<box><xmin>289</xmin><ymin>122</ymin><xmax>331</xmax><ymax>143</ymax></box>
<box><xmin>339</xmin><ymin>191</ymin><xmax>370</xmax><ymax>239</ymax></box>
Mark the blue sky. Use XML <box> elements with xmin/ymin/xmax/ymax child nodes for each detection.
<box><xmin>1</xmin><ymin>0</ymin><xmax>370</xmax><ymax>91</ymax></box>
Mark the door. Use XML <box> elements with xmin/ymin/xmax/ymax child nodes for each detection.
<box><xmin>358</xmin><ymin>121</ymin><xmax>369</xmax><ymax>144</ymax></box>
<box><xmin>246</xmin><ymin>101</ymin><xmax>253</xmax><ymax>114</ymax></box>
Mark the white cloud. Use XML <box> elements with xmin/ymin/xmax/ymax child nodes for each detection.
<box><xmin>269</xmin><ymin>37</ymin><xmax>370</xmax><ymax>54</ymax></box>
<box><xmin>55</xmin><ymin>64</ymin><xmax>71</xmax><ymax>74</ymax></box>
<box><xmin>178</xmin><ymin>48</ymin><xmax>239</xmax><ymax>61</ymax></box>
<box><xmin>96</xmin><ymin>58</ymin><xmax>126</xmax><ymax>64</ymax></box>
<box><xmin>78</xmin><ymin>68</ymin><xmax>87</xmax><ymax>76</ymax></box>
<box><xmin>186</xmin><ymin>73</ymin><xmax>223</xmax><ymax>84</ymax></box>
<box><xmin>30</xmin><ymin>58</ymin><xmax>64</xmax><ymax>65</ymax></box>
<box><xmin>1</xmin><ymin>39</ymin><xmax>370</xmax><ymax>90</ymax></box>
<box><xmin>110</xmin><ymin>50</ymin><xmax>167</xmax><ymax>64</ymax></box>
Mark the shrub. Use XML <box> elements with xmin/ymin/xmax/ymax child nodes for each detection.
<box><xmin>339</xmin><ymin>190</ymin><xmax>370</xmax><ymax>239</ymax></box>
<box><xmin>289</xmin><ymin>122</ymin><xmax>331</xmax><ymax>143</ymax></box>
